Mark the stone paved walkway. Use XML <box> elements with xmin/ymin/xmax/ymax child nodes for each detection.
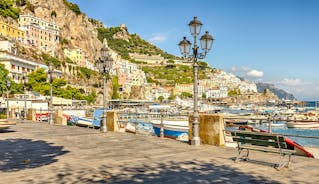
<box><xmin>1</xmin><ymin>122</ymin><xmax>318</xmax><ymax>184</ymax></box>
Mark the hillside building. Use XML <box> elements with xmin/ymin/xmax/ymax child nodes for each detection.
<box><xmin>0</xmin><ymin>51</ymin><xmax>38</xmax><ymax>83</ymax></box>
<box><xmin>206</xmin><ymin>87</ymin><xmax>228</xmax><ymax>99</ymax></box>
<box><xmin>18</xmin><ymin>14</ymin><xmax>59</xmax><ymax>52</ymax></box>
<box><xmin>0</xmin><ymin>40</ymin><xmax>17</xmax><ymax>54</ymax></box>
<box><xmin>64</xmin><ymin>48</ymin><xmax>83</xmax><ymax>64</ymax></box>
<box><xmin>129</xmin><ymin>53</ymin><xmax>164</xmax><ymax>65</ymax></box>
<box><xmin>0</xmin><ymin>20</ymin><xmax>25</xmax><ymax>42</ymax></box>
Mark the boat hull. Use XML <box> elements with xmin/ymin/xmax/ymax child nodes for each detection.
<box><xmin>153</xmin><ymin>124</ymin><xmax>188</xmax><ymax>141</ymax></box>
<box><xmin>286</xmin><ymin>121</ymin><xmax>319</xmax><ymax>128</ymax></box>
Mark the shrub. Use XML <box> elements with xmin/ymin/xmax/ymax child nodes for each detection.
<box><xmin>63</xmin><ymin>0</ymin><xmax>81</xmax><ymax>15</ymax></box>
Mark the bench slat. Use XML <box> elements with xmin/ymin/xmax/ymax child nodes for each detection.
<box><xmin>240</xmin><ymin>145</ymin><xmax>295</xmax><ymax>154</ymax></box>
<box><xmin>232</xmin><ymin>137</ymin><xmax>287</xmax><ymax>148</ymax></box>
<box><xmin>230</xmin><ymin>131</ymin><xmax>288</xmax><ymax>149</ymax></box>
<box><xmin>231</xmin><ymin>131</ymin><xmax>285</xmax><ymax>142</ymax></box>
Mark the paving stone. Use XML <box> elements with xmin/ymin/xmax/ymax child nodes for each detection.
<box><xmin>0</xmin><ymin>122</ymin><xmax>318</xmax><ymax>183</ymax></box>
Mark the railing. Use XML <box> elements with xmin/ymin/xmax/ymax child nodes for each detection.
<box><xmin>223</xmin><ymin>116</ymin><xmax>319</xmax><ymax>147</ymax></box>
<box><xmin>117</xmin><ymin>112</ymin><xmax>189</xmax><ymax>138</ymax></box>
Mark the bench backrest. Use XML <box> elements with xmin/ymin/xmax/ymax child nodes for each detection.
<box><xmin>230</xmin><ymin>131</ymin><xmax>287</xmax><ymax>149</ymax></box>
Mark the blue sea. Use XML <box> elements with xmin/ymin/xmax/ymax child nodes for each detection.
<box><xmin>253</xmin><ymin>123</ymin><xmax>319</xmax><ymax>147</ymax></box>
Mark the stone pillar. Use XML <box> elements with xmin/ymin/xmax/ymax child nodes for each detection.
<box><xmin>189</xmin><ymin>114</ymin><xmax>225</xmax><ymax>146</ymax></box>
<box><xmin>54</xmin><ymin>109</ymin><xmax>67</xmax><ymax>125</ymax></box>
<box><xmin>107</xmin><ymin>111</ymin><xmax>119</xmax><ymax>132</ymax></box>
<box><xmin>27</xmin><ymin>108</ymin><xmax>36</xmax><ymax>121</ymax></box>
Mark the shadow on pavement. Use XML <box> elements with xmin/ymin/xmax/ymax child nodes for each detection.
<box><xmin>0</xmin><ymin>139</ymin><xmax>69</xmax><ymax>172</ymax></box>
<box><xmin>23</xmin><ymin>159</ymin><xmax>281</xmax><ymax>184</ymax></box>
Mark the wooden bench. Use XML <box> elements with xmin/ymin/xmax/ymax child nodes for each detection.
<box><xmin>230</xmin><ymin>131</ymin><xmax>295</xmax><ymax>169</ymax></box>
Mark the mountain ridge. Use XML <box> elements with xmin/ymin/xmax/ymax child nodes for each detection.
<box><xmin>256</xmin><ymin>82</ymin><xmax>296</xmax><ymax>100</ymax></box>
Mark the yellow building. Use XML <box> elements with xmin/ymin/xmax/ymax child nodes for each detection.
<box><xmin>0</xmin><ymin>21</ymin><xmax>24</xmax><ymax>42</ymax></box>
<box><xmin>64</xmin><ymin>48</ymin><xmax>83</xmax><ymax>64</ymax></box>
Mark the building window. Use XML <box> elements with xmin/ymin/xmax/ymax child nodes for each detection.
<box><xmin>17</xmin><ymin>66</ymin><xmax>20</xmax><ymax>70</ymax></box>
<box><xmin>22</xmin><ymin>67</ymin><xmax>25</xmax><ymax>71</ymax></box>
<box><xmin>11</xmin><ymin>64</ymin><xmax>15</xmax><ymax>69</ymax></box>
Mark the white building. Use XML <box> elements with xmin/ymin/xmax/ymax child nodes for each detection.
<box><xmin>206</xmin><ymin>87</ymin><xmax>228</xmax><ymax>99</ymax></box>
<box><xmin>0</xmin><ymin>40</ymin><xmax>17</xmax><ymax>54</ymax></box>
<box><xmin>0</xmin><ymin>51</ymin><xmax>38</xmax><ymax>83</ymax></box>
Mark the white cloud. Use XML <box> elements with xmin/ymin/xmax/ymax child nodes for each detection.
<box><xmin>279</xmin><ymin>78</ymin><xmax>302</xmax><ymax>86</ymax></box>
<box><xmin>148</xmin><ymin>35</ymin><xmax>167</xmax><ymax>43</ymax></box>
<box><xmin>246</xmin><ymin>69</ymin><xmax>264</xmax><ymax>78</ymax></box>
<box><xmin>275</xmin><ymin>79</ymin><xmax>319</xmax><ymax>100</ymax></box>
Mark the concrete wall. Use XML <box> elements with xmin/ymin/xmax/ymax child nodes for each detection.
<box><xmin>189</xmin><ymin>114</ymin><xmax>225</xmax><ymax>146</ymax></box>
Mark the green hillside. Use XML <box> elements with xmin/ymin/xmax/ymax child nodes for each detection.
<box><xmin>97</xmin><ymin>27</ymin><xmax>178</xmax><ymax>61</ymax></box>
<box><xmin>142</xmin><ymin>63</ymin><xmax>210</xmax><ymax>86</ymax></box>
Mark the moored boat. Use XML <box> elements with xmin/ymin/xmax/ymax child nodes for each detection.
<box><xmin>0</xmin><ymin>120</ymin><xmax>15</xmax><ymax>131</ymax></box>
<box><xmin>286</xmin><ymin>121</ymin><xmax>319</xmax><ymax>128</ymax></box>
<box><xmin>225</xmin><ymin>119</ymin><xmax>248</xmax><ymax>126</ymax></box>
<box><xmin>150</xmin><ymin>120</ymin><xmax>188</xmax><ymax>141</ymax></box>
<box><xmin>153</xmin><ymin>124</ymin><xmax>188</xmax><ymax>141</ymax></box>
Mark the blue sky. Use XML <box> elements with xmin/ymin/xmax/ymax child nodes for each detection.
<box><xmin>69</xmin><ymin>0</ymin><xmax>319</xmax><ymax>100</ymax></box>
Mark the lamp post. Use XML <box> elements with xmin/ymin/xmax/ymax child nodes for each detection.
<box><xmin>178</xmin><ymin>16</ymin><xmax>214</xmax><ymax>146</ymax></box>
<box><xmin>22</xmin><ymin>71</ymin><xmax>28</xmax><ymax>121</ymax></box>
<box><xmin>96</xmin><ymin>38</ymin><xmax>114</xmax><ymax>133</ymax></box>
<box><xmin>48</xmin><ymin>63</ymin><xmax>54</xmax><ymax>125</ymax></box>
<box><xmin>6</xmin><ymin>76</ymin><xmax>11</xmax><ymax>119</ymax></box>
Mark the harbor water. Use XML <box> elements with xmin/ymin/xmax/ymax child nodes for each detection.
<box><xmin>252</xmin><ymin>123</ymin><xmax>319</xmax><ymax>147</ymax></box>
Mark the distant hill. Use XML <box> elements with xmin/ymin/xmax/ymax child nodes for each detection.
<box><xmin>256</xmin><ymin>83</ymin><xmax>296</xmax><ymax>100</ymax></box>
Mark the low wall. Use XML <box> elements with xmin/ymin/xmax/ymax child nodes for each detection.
<box><xmin>189</xmin><ymin>114</ymin><xmax>225</xmax><ymax>146</ymax></box>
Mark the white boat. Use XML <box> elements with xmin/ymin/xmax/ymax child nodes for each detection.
<box><xmin>270</xmin><ymin>123</ymin><xmax>286</xmax><ymax>127</ymax></box>
<box><xmin>0</xmin><ymin>120</ymin><xmax>15</xmax><ymax>130</ymax></box>
<box><xmin>150</xmin><ymin>120</ymin><xmax>188</xmax><ymax>127</ymax></box>
<box><xmin>286</xmin><ymin>121</ymin><xmax>319</xmax><ymax>128</ymax></box>
<box><xmin>76</xmin><ymin>117</ymin><xmax>93</xmax><ymax>127</ymax></box>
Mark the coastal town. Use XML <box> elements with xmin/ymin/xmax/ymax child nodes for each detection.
<box><xmin>0</xmin><ymin>0</ymin><xmax>319</xmax><ymax>183</ymax></box>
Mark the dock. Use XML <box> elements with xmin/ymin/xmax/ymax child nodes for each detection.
<box><xmin>1</xmin><ymin>122</ymin><xmax>319</xmax><ymax>183</ymax></box>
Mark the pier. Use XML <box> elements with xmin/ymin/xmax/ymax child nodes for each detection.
<box><xmin>1</xmin><ymin>122</ymin><xmax>319</xmax><ymax>183</ymax></box>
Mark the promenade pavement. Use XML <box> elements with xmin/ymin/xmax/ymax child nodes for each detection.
<box><xmin>1</xmin><ymin>122</ymin><xmax>318</xmax><ymax>184</ymax></box>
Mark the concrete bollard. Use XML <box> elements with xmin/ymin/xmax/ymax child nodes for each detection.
<box><xmin>189</xmin><ymin>114</ymin><xmax>225</xmax><ymax>146</ymax></box>
<box><xmin>54</xmin><ymin>109</ymin><xmax>67</xmax><ymax>125</ymax></box>
<box><xmin>27</xmin><ymin>108</ymin><xmax>36</xmax><ymax>121</ymax></box>
<box><xmin>107</xmin><ymin>111</ymin><xmax>119</xmax><ymax>132</ymax></box>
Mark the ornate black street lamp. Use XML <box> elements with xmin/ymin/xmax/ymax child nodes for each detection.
<box><xmin>178</xmin><ymin>16</ymin><xmax>214</xmax><ymax>146</ymax></box>
<box><xmin>48</xmin><ymin>63</ymin><xmax>54</xmax><ymax>125</ymax></box>
<box><xmin>96</xmin><ymin>38</ymin><xmax>114</xmax><ymax>132</ymax></box>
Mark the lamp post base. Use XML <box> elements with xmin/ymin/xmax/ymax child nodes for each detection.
<box><xmin>190</xmin><ymin>136</ymin><xmax>201</xmax><ymax>146</ymax></box>
<box><xmin>100</xmin><ymin>126</ymin><xmax>107</xmax><ymax>133</ymax></box>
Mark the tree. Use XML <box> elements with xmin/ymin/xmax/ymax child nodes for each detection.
<box><xmin>166</xmin><ymin>59</ymin><xmax>174</xmax><ymax>64</ymax></box>
<box><xmin>180</xmin><ymin>92</ymin><xmax>193</xmax><ymax>99</ymax></box>
<box><xmin>168</xmin><ymin>94</ymin><xmax>176</xmax><ymax>101</ymax></box>
<box><xmin>0</xmin><ymin>64</ymin><xmax>8</xmax><ymax>96</ymax></box>
<box><xmin>202</xmin><ymin>93</ymin><xmax>207</xmax><ymax>99</ymax></box>
<box><xmin>158</xmin><ymin>96</ymin><xmax>164</xmax><ymax>102</ymax></box>
<box><xmin>112</xmin><ymin>76</ymin><xmax>120</xmax><ymax>99</ymax></box>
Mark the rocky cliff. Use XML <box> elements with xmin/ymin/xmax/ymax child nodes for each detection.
<box><xmin>26</xmin><ymin>0</ymin><xmax>102</xmax><ymax>61</ymax></box>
